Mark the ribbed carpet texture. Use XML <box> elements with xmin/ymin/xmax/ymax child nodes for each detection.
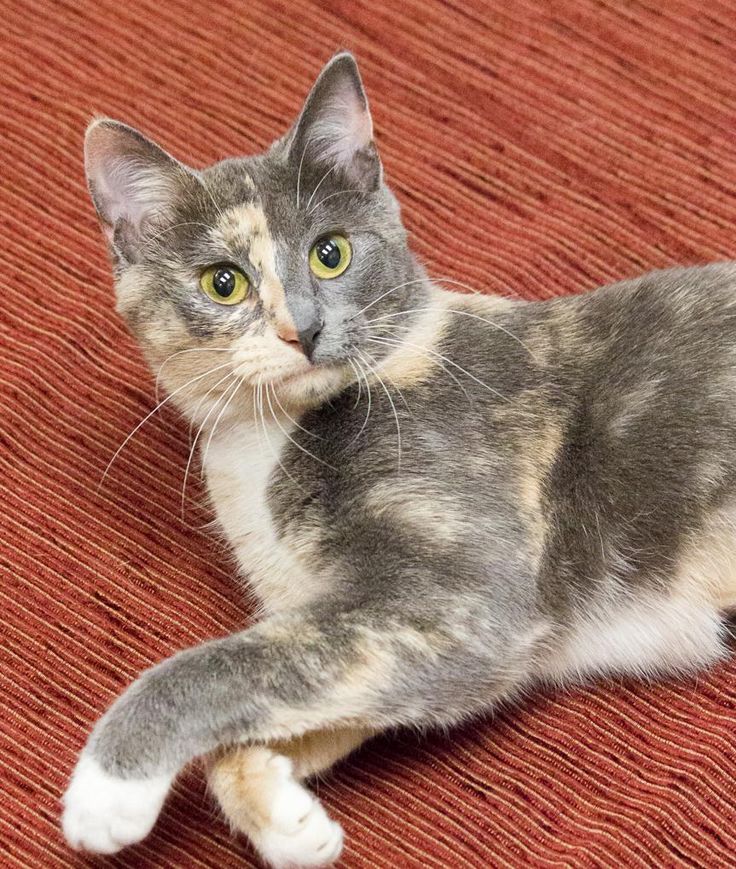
<box><xmin>2</xmin><ymin>0</ymin><xmax>736</xmax><ymax>866</ymax></box>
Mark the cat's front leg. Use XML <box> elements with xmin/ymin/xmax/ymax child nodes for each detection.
<box><xmin>61</xmin><ymin>605</ymin><xmax>512</xmax><ymax>856</ymax></box>
<box><xmin>62</xmin><ymin>756</ymin><xmax>173</xmax><ymax>854</ymax></box>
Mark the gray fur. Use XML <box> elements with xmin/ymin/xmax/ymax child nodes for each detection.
<box><xmin>76</xmin><ymin>52</ymin><xmax>734</xmax><ymax>822</ymax></box>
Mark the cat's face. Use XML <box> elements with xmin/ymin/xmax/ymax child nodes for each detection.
<box><xmin>85</xmin><ymin>53</ymin><xmax>425</xmax><ymax>422</ymax></box>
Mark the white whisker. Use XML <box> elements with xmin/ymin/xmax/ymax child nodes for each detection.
<box><xmin>199</xmin><ymin>175</ymin><xmax>227</xmax><ymax>223</ymax></box>
<box><xmin>143</xmin><ymin>221</ymin><xmax>213</xmax><ymax>250</ymax></box>
<box><xmin>361</xmin><ymin>347</ymin><xmax>413</xmax><ymax>415</ymax></box>
<box><xmin>369</xmin><ymin>332</ymin><xmax>508</xmax><ymax>401</ymax></box>
<box><xmin>366</xmin><ymin>306</ymin><xmax>536</xmax><ymax>360</ymax></box>
<box><xmin>188</xmin><ymin>369</ymin><xmax>240</xmax><ymax>443</ymax></box>
<box><xmin>347</xmin><ymin>358</ymin><xmax>363</xmax><ymax>410</ymax></box>
<box><xmin>357</xmin><ymin>349</ymin><xmax>402</xmax><ymax>474</ymax></box>
<box><xmin>181</xmin><ymin>373</ymin><xmax>239</xmax><ymax>517</ymax></box>
<box><xmin>309</xmin><ymin>188</ymin><xmax>363</xmax><ymax>214</ymax></box>
<box><xmin>295</xmin><ymin>136</ymin><xmax>312</xmax><ymax>210</ymax></box>
<box><xmin>155</xmin><ymin>347</ymin><xmax>232</xmax><ymax>403</ymax></box>
<box><xmin>366</xmin><ymin>335</ymin><xmax>473</xmax><ymax>403</ymax></box>
<box><xmin>99</xmin><ymin>360</ymin><xmax>233</xmax><ymax>489</ymax></box>
<box><xmin>350</xmin><ymin>277</ymin><xmax>430</xmax><ymax>320</ymax></box>
<box><xmin>305</xmin><ymin>164</ymin><xmax>337</xmax><ymax>213</ymax></box>
<box><xmin>431</xmin><ymin>275</ymin><xmax>523</xmax><ymax>301</ymax></box>
<box><xmin>347</xmin><ymin>357</ymin><xmax>373</xmax><ymax>447</ymax></box>
<box><xmin>265</xmin><ymin>383</ymin><xmax>337</xmax><ymax>471</ymax></box>
<box><xmin>365</xmin><ymin>321</ymin><xmax>468</xmax><ymax>383</ymax></box>
<box><xmin>200</xmin><ymin>376</ymin><xmax>245</xmax><ymax>475</ymax></box>
<box><xmin>271</xmin><ymin>386</ymin><xmax>322</xmax><ymax>440</ymax></box>
<box><xmin>255</xmin><ymin>379</ymin><xmax>290</xmax><ymax>489</ymax></box>
<box><xmin>262</xmin><ymin>383</ymin><xmax>307</xmax><ymax>491</ymax></box>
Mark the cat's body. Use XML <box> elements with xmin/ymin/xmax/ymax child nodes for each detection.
<box><xmin>208</xmin><ymin>269</ymin><xmax>736</xmax><ymax>683</ymax></box>
<box><xmin>62</xmin><ymin>54</ymin><xmax>735</xmax><ymax>867</ymax></box>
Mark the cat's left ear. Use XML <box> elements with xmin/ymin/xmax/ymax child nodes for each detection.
<box><xmin>287</xmin><ymin>52</ymin><xmax>381</xmax><ymax>192</ymax></box>
<box><xmin>84</xmin><ymin>119</ymin><xmax>198</xmax><ymax>259</ymax></box>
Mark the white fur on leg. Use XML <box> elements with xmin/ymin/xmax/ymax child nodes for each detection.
<box><xmin>253</xmin><ymin>757</ymin><xmax>343</xmax><ymax>868</ymax></box>
<box><xmin>62</xmin><ymin>755</ymin><xmax>174</xmax><ymax>854</ymax></box>
<box><xmin>212</xmin><ymin>751</ymin><xmax>343</xmax><ymax>869</ymax></box>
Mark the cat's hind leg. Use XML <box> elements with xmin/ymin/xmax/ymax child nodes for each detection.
<box><xmin>207</xmin><ymin>727</ymin><xmax>374</xmax><ymax>868</ymax></box>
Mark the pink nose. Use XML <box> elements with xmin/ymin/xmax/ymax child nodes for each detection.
<box><xmin>276</xmin><ymin>319</ymin><xmax>322</xmax><ymax>360</ymax></box>
<box><xmin>276</xmin><ymin>321</ymin><xmax>304</xmax><ymax>353</ymax></box>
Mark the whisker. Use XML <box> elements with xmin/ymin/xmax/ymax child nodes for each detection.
<box><xmin>199</xmin><ymin>175</ymin><xmax>227</xmax><ymax>223</ymax></box>
<box><xmin>265</xmin><ymin>383</ymin><xmax>337</xmax><ymax>471</ymax></box>
<box><xmin>347</xmin><ymin>358</ymin><xmax>363</xmax><ymax>410</ymax></box>
<box><xmin>155</xmin><ymin>347</ymin><xmax>232</xmax><ymax>403</ymax></box>
<box><xmin>361</xmin><ymin>347</ymin><xmax>413</xmax><ymax>415</ymax></box>
<box><xmin>142</xmin><ymin>221</ymin><xmax>213</xmax><ymax>249</ymax></box>
<box><xmin>309</xmin><ymin>188</ymin><xmax>363</xmax><ymax>214</ymax></box>
<box><xmin>271</xmin><ymin>386</ymin><xmax>323</xmax><ymax>440</ymax></box>
<box><xmin>262</xmin><ymin>383</ymin><xmax>307</xmax><ymax>491</ymax></box>
<box><xmin>357</xmin><ymin>349</ymin><xmax>402</xmax><ymax>474</ymax></box>
<box><xmin>365</xmin><ymin>306</ymin><xmax>536</xmax><ymax>360</ymax></box>
<box><xmin>200</xmin><ymin>376</ymin><xmax>245</xmax><ymax>475</ymax></box>
<box><xmin>365</xmin><ymin>322</ymin><xmax>463</xmax><ymax>398</ymax></box>
<box><xmin>99</xmin><ymin>361</ymin><xmax>233</xmax><ymax>489</ymax></box>
<box><xmin>346</xmin><ymin>357</ymin><xmax>373</xmax><ymax>447</ymax></box>
<box><xmin>350</xmin><ymin>277</ymin><xmax>430</xmax><ymax>320</ymax></box>
<box><xmin>366</xmin><ymin>335</ymin><xmax>473</xmax><ymax>403</ymax></box>
<box><xmin>431</xmin><ymin>274</ymin><xmax>523</xmax><ymax>302</ymax></box>
<box><xmin>369</xmin><ymin>333</ymin><xmax>507</xmax><ymax>401</ymax></box>
<box><xmin>181</xmin><ymin>373</ymin><xmax>239</xmax><ymax>518</ymax></box>
<box><xmin>255</xmin><ymin>379</ymin><xmax>289</xmax><ymax>489</ymax></box>
<box><xmin>305</xmin><ymin>164</ymin><xmax>337</xmax><ymax>213</ymax></box>
<box><xmin>295</xmin><ymin>136</ymin><xmax>312</xmax><ymax>210</ymax></box>
<box><xmin>364</xmin><ymin>322</ymin><xmax>411</xmax><ymax>337</ymax></box>
<box><xmin>188</xmin><ymin>369</ymin><xmax>239</xmax><ymax>443</ymax></box>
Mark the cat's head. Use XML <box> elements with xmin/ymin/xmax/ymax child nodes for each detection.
<box><xmin>85</xmin><ymin>53</ymin><xmax>427</xmax><ymax>422</ymax></box>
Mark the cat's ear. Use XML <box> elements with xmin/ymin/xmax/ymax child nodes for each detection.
<box><xmin>84</xmin><ymin>119</ymin><xmax>196</xmax><ymax>253</ymax></box>
<box><xmin>287</xmin><ymin>52</ymin><xmax>381</xmax><ymax>191</ymax></box>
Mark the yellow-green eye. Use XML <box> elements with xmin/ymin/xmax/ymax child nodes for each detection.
<box><xmin>200</xmin><ymin>264</ymin><xmax>249</xmax><ymax>305</ymax></box>
<box><xmin>309</xmin><ymin>235</ymin><xmax>352</xmax><ymax>279</ymax></box>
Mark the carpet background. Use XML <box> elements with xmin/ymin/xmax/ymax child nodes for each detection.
<box><xmin>2</xmin><ymin>0</ymin><xmax>736</xmax><ymax>866</ymax></box>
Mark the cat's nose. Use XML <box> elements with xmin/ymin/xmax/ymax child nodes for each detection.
<box><xmin>276</xmin><ymin>318</ymin><xmax>322</xmax><ymax>360</ymax></box>
<box><xmin>297</xmin><ymin>320</ymin><xmax>322</xmax><ymax>360</ymax></box>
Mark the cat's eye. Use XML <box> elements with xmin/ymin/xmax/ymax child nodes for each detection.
<box><xmin>309</xmin><ymin>235</ymin><xmax>352</xmax><ymax>279</ymax></box>
<box><xmin>200</xmin><ymin>264</ymin><xmax>249</xmax><ymax>305</ymax></box>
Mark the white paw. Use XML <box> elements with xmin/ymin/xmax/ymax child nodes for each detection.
<box><xmin>253</xmin><ymin>757</ymin><xmax>343</xmax><ymax>868</ymax></box>
<box><xmin>61</xmin><ymin>755</ymin><xmax>173</xmax><ymax>854</ymax></box>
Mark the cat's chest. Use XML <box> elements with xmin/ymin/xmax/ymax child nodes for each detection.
<box><xmin>202</xmin><ymin>420</ymin><xmax>324</xmax><ymax>614</ymax></box>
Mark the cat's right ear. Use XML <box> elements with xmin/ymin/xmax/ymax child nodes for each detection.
<box><xmin>286</xmin><ymin>53</ymin><xmax>381</xmax><ymax>192</ymax></box>
<box><xmin>84</xmin><ymin>119</ymin><xmax>196</xmax><ymax>259</ymax></box>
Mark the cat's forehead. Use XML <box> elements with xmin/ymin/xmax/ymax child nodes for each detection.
<box><xmin>215</xmin><ymin>201</ymin><xmax>271</xmax><ymax>252</ymax></box>
<box><xmin>200</xmin><ymin>155</ymin><xmax>305</xmax><ymax>243</ymax></box>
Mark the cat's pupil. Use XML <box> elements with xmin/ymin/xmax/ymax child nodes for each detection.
<box><xmin>316</xmin><ymin>239</ymin><xmax>341</xmax><ymax>270</ymax></box>
<box><xmin>213</xmin><ymin>268</ymin><xmax>236</xmax><ymax>297</ymax></box>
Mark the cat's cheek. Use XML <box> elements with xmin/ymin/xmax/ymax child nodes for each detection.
<box><xmin>61</xmin><ymin>754</ymin><xmax>174</xmax><ymax>853</ymax></box>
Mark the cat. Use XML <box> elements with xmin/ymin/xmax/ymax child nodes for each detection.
<box><xmin>62</xmin><ymin>52</ymin><xmax>736</xmax><ymax>867</ymax></box>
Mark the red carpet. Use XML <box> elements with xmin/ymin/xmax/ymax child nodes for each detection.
<box><xmin>2</xmin><ymin>0</ymin><xmax>736</xmax><ymax>865</ymax></box>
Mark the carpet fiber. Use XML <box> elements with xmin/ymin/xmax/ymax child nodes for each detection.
<box><xmin>2</xmin><ymin>0</ymin><xmax>736</xmax><ymax>866</ymax></box>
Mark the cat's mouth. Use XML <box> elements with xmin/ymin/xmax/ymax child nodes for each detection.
<box><xmin>272</xmin><ymin>361</ymin><xmax>347</xmax><ymax>402</ymax></box>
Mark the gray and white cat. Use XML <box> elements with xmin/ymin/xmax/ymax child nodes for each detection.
<box><xmin>62</xmin><ymin>52</ymin><xmax>736</xmax><ymax>867</ymax></box>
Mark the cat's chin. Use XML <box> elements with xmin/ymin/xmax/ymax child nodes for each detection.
<box><xmin>274</xmin><ymin>365</ymin><xmax>346</xmax><ymax>407</ymax></box>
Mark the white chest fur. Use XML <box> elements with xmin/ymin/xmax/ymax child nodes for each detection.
<box><xmin>202</xmin><ymin>418</ymin><xmax>319</xmax><ymax>615</ymax></box>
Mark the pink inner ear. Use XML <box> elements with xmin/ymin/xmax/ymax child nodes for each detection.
<box><xmin>310</xmin><ymin>81</ymin><xmax>374</xmax><ymax>169</ymax></box>
<box><xmin>85</xmin><ymin>123</ymin><xmax>175</xmax><ymax>235</ymax></box>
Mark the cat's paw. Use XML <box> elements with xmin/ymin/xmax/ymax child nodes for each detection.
<box><xmin>252</xmin><ymin>757</ymin><xmax>343</xmax><ymax>869</ymax></box>
<box><xmin>61</xmin><ymin>755</ymin><xmax>173</xmax><ymax>854</ymax></box>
